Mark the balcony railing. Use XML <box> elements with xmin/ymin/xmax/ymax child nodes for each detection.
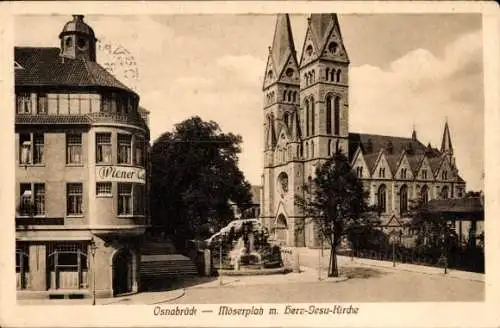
<box><xmin>86</xmin><ymin>112</ymin><xmax>147</xmax><ymax>129</ymax></box>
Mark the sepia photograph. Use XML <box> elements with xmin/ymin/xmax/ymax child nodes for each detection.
<box><xmin>1</xmin><ymin>2</ymin><xmax>498</xmax><ymax>327</ymax></box>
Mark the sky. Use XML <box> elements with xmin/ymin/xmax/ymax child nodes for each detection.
<box><xmin>14</xmin><ymin>14</ymin><xmax>484</xmax><ymax>191</ymax></box>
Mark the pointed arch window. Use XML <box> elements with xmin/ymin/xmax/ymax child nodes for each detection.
<box><xmin>292</xmin><ymin>91</ymin><xmax>297</xmax><ymax>102</ymax></box>
<box><xmin>305</xmin><ymin>99</ymin><xmax>310</xmax><ymax>137</ymax></box>
<box><xmin>400</xmin><ymin>185</ymin><xmax>408</xmax><ymax>214</ymax></box>
<box><xmin>379</xmin><ymin>167</ymin><xmax>385</xmax><ymax>178</ymax></box>
<box><xmin>283</xmin><ymin>112</ymin><xmax>289</xmax><ymax>127</ymax></box>
<box><xmin>421</xmin><ymin>185</ymin><xmax>429</xmax><ymax>204</ymax></box>
<box><xmin>325</xmin><ymin>68</ymin><xmax>330</xmax><ymax>81</ymax></box>
<box><xmin>326</xmin><ymin>95</ymin><xmax>332</xmax><ymax>134</ymax></box>
<box><xmin>378</xmin><ymin>184</ymin><xmax>387</xmax><ymax>213</ymax></box>
<box><xmin>283</xmin><ymin>90</ymin><xmax>287</xmax><ymax>101</ymax></box>
<box><xmin>330</xmin><ymin>69</ymin><xmax>335</xmax><ymax>82</ymax></box>
<box><xmin>440</xmin><ymin>186</ymin><xmax>449</xmax><ymax>200</ymax></box>
<box><xmin>310</xmin><ymin>97</ymin><xmax>315</xmax><ymax>135</ymax></box>
<box><xmin>334</xmin><ymin>96</ymin><xmax>340</xmax><ymax>135</ymax></box>
<box><xmin>336</xmin><ymin>69</ymin><xmax>341</xmax><ymax>83</ymax></box>
<box><xmin>288</xmin><ymin>91</ymin><xmax>292</xmax><ymax>102</ymax></box>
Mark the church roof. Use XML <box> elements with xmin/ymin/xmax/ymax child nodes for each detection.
<box><xmin>440</xmin><ymin>121</ymin><xmax>454</xmax><ymax>153</ymax></box>
<box><xmin>348</xmin><ymin>132</ymin><xmax>443</xmax><ymax>174</ymax></box>
<box><xmin>15</xmin><ymin>47</ymin><xmax>136</xmax><ymax>94</ymax></box>
<box><xmin>309</xmin><ymin>14</ymin><xmax>338</xmax><ymax>51</ymax></box>
<box><xmin>59</xmin><ymin>15</ymin><xmax>96</xmax><ymax>39</ymax></box>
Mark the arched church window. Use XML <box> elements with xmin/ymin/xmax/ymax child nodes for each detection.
<box><xmin>378</xmin><ymin>184</ymin><xmax>387</xmax><ymax>213</ymax></box>
<box><xmin>305</xmin><ymin>143</ymin><xmax>309</xmax><ymax>159</ymax></box>
<box><xmin>336</xmin><ymin>140</ymin><xmax>340</xmax><ymax>153</ymax></box>
<box><xmin>326</xmin><ymin>95</ymin><xmax>332</xmax><ymax>134</ymax></box>
<box><xmin>328</xmin><ymin>42</ymin><xmax>338</xmax><ymax>54</ymax></box>
<box><xmin>310</xmin><ymin>97</ymin><xmax>315</xmax><ymax>135</ymax></box>
<box><xmin>330</xmin><ymin>69</ymin><xmax>335</xmax><ymax>82</ymax></box>
<box><xmin>283</xmin><ymin>112</ymin><xmax>289</xmax><ymax>127</ymax></box>
<box><xmin>311</xmin><ymin>140</ymin><xmax>315</xmax><ymax>157</ymax></box>
<box><xmin>305</xmin><ymin>99</ymin><xmax>310</xmax><ymax>137</ymax></box>
<box><xmin>306</xmin><ymin>45</ymin><xmax>313</xmax><ymax>57</ymax></box>
<box><xmin>300</xmin><ymin>143</ymin><xmax>303</xmax><ymax>158</ymax></box>
<box><xmin>293</xmin><ymin>91</ymin><xmax>297</xmax><ymax>102</ymax></box>
<box><xmin>325</xmin><ymin>68</ymin><xmax>330</xmax><ymax>81</ymax></box>
<box><xmin>334</xmin><ymin>96</ymin><xmax>340</xmax><ymax>135</ymax></box>
<box><xmin>440</xmin><ymin>186</ymin><xmax>449</xmax><ymax>200</ymax></box>
<box><xmin>287</xmin><ymin>91</ymin><xmax>292</xmax><ymax>102</ymax></box>
<box><xmin>421</xmin><ymin>185</ymin><xmax>429</xmax><ymax>204</ymax></box>
<box><xmin>283</xmin><ymin>90</ymin><xmax>287</xmax><ymax>101</ymax></box>
<box><xmin>400</xmin><ymin>185</ymin><xmax>408</xmax><ymax>214</ymax></box>
<box><xmin>336</xmin><ymin>70</ymin><xmax>341</xmax><ymax>83</ymax></box>
<box><xmin>311</xmin><ymin>70</ymin><xmax>315</xmax><ymax>83</ymax></box>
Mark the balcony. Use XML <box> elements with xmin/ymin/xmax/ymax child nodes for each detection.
<box><xmin>86</xmin><ymin>112</ymin><xmax>147</xmax><ymax>130</ymax></box>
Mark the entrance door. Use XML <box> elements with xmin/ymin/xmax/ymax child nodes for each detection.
<box><xmin>112</xmin><ymin>249</ymin><xmax>133</xmax><ymax>296</ymax></box>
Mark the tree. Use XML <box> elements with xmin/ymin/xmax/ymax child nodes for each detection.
<box><xmin>150</xmin><ymin>116</ymin><xmax>252</xmax><ymax>248</ymax></box>
<box><xmin>295</xmin><ymin>150</ymin><xmax>370</xmax><ymax>277</ymax></box>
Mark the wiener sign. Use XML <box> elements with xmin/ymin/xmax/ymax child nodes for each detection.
<box><xmin>96</xmin><ymin>166</ymin><xmax>146</xmax><ymax>184</ymax></box>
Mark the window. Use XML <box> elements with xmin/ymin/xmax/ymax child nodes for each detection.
<box><xmin>305</xmin><ymin>99</ymin><xmax>310</xmax><ymax>137</ymax></box>
<box><xmin>330</xmin><ymin>69</ymin><xmax>335</xmax><ymax>82</ymax></box>
<box><xmin>334</xmin><ymin>96</ymin><xmax>340</xmax><ymax>135</ymax></box>
<box><xmin>38</xmin><ymin>93</ymin><xmax>48</xmax><ymax>114</ymax></box>
<box><xmin>16</xmin><ymin>93</ymin><xmax>32</xmax><ymax>114</ymax></box>
<box><xmin>311</xmin><ymin>141</ymin><xmax>314</xmax><ymax>158</ymax></box>
<box><xmin>440</xmin><ymin>186</ymin><xmax>449</xmax><ymax>200</ymax></box>
<box><xmin>67</xmin><ymin>183</ymin><xmax>83</xmax><ymax>216</ymax></box>
<box><xmin>442</xmin><ymin>170</ymin><xmax>448</xmax><ymax>180</ymax></box>
<box><xmin>422</xmin><ymin>169</ymin><xmax>427</xmax><ymax>180</ymax></box>
<box><xmin>118</xmin><ymin>134</ymin><xmax>132</xmax><ymax>164</ymax></box>
<box><xmin>118</xmin><ymin>183</ymin><xmax>132</xmax><ymax>215</ymax></box>
<box><xmin>400</xmin><ymin>185</ymin><xmax>408</xmax><ymax>214</ymax></box>
<box><xmin>133</xmin><ymin>184</ymin><xmax>145</xmax><ymax>215</ymax></box>
<box><xmin>421</xmin><ymin>185</ymin><xmax>429</xmax><ymax>204</ymax></box>
<box><xmin>310</xmin><ymin>98</ymin><xmax>315</xmax><ymax>135</ymax></box>
<box><xmin>19</xmin><ymin>183</ymin><xmax>45</xmax><ymax>216</ymax></box>
<box><xmin>66</xmin><ymin>134</ymin><xmax>82</xmax><ymax>164</ymax></box>
<box><xmin>326</xmin><ymin>95</ymin><xmax>332</xmax><ymax>134</ymax></box>
<box><xmin>134</xmin><ymin>137</ymin><xmax>145</xmax><ymax>166</ymax></box>
<box><xmin>283</xmin><ymin>113</ymin><xmax>289</xmax><ymax>127</ymax></box>
<box><xmin>378</xmin><ymin>184</ymin><xmax>387</xmax><ymax>213</ymax></box>
<box><xmin>379</xmin><ymin>167</ymin><xmax>385</xmax><ymax>178</ymax></box>
<box><xmin>400</xmin><ymin>168</ymin><xmax>407</xmax><ymax>180</ymax></box>
<box><xmin>325</xmin><ymin>68</ymin><xmax>330</xmax><ymax>81</ymax></box>
<box><xmin>356</xmin><ymin>167</ymin><xmax>363</xmax><ymax>178</ymax></box>
<box><xmin>65</xmin><ymin>37</ymin><xmax>73</xmax><ymax>47</ymax></box>
<box><xmin>96</xmin><ymin>133</ymin><xmax>112</xmax><ymax>164</ymax></box>
<box><xmin>47</xmin><ymin>243</ymin><xmax>88</xmax><ymax>290</ymax></box>
<box><xmin>19</xmin><ymin>133</ymin><xmax>44</xmax><ymax>165</ymax></box>
<box><xmin>328</xmin><ymin>140</ymin><xmax>332</xmax><ymax>155</ymax></box>
<box><xmin>58</xmin><ymin>94</ymin><xmax>70</xmax><ymax>114</ymax></box>
<box><xmin>96</xmin><ymin>182</ymin><xmax>112</xmax><ymax>197</ymax></box>
<box><xmin>336</xmin><ymin>70</ymin><xmax>341</xmax><ymax>82</ymax></box>
<box><xmin>16</xmin><ymin>243</ymin><xmax>29</xmax><ymax>290</ymax></box>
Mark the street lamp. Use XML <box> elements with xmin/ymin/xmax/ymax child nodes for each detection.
<box><xmin>90</xmin><ymin>238</ymin><xmax>97</xmax><ymax>305</ymax></box>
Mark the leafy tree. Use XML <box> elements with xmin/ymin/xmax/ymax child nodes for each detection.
<box><xmin>150</xmin><ymin>116</ymin><xmax>252</xmax><ymax>248</ymax></box>
<box><xmin>295</xmin><ymin>150</ymin><xmax>371</xmax><ymax>277</ymax></box>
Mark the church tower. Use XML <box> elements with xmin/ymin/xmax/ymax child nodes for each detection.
<box><xmin>59</xmin><ymin>15</ymin><xmax>97</xmax><ymax>61</ymax></box>
<box><xmin>299</xmin><ymin>14</ymin><xmax>350</xmax><ymax>165</ymax></box>
<box><xmin>262</xmin><ymin>14</ymin><xmax>304</xmax><ymax>246</ymax></box>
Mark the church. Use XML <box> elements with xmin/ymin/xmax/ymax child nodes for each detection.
<box><xmin>260</xmin><ymin>14</ymin><xmax>467</xmax><ymax>248</ymax></box>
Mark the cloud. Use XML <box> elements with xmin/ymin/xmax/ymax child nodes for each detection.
<box><xmin>216</xmin><ymin>55</ymin><xmax>265</xmax><ymax>86</ymax></box>
<box><xmin>350</xmin><ymin>29</ymin><xmax>483</xmax><ymax>190</ymax></box>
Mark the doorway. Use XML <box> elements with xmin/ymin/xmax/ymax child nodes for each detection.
<box><xmin>112</xmin><ymin>248</ymin><xmax>133</xmax><ymax>296</ymax></box>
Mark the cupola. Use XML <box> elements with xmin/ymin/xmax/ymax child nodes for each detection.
<box><xmin>59</xmin><ymin>15</ymin><xmax>97</xmax><ymax>61</ymax></box>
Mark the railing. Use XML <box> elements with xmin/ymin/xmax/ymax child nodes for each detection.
<box><xmin>86</xmin><ymin>112</ymin><xmax>147</xmax><ymax>129</ymax></box>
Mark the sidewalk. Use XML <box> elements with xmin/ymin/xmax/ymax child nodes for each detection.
<box><xmin>296</xmin><ymin>247</ymin><xmax>484</xmax><ymax>283</ymax></box>
<box><xmin>339</xmin><ymin>255</ymin><xmax>484</xmax><ymax>282</ymax></box>
<box><xmin>18</xmin><ymin>288</ymin><xmax>185</xmax><ymax>306</ymax></box>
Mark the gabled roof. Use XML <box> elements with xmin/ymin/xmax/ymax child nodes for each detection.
<box><xmin>15</xmin><ymin>47</ymin><xmax>136</xmax><ymax>94</ymax></box>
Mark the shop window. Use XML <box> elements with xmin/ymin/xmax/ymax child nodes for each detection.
<box><xmin>118</xmin><ymin>134</ymin><xmax>132</xmax><ymax>164</ymax></box>
<box><xmin>16</xmin><ymin>243</ymin><xmax>29</xmax><ymax>290</ymax></box>
<box><xmin>67</xmin><ymin>183</ymin><xmax>83</xmax><ymax>216</ymax></box>
<box><xmin>47</xmin><ymin>243</ymin><xmax>88</xmax><ymax>290</ymax></box>
<box><xmin>96</xmin><ymin>133</ymin><xmax>112</xmax><ymax>164</ymax></box>
<box><xmin>66</xmin><ymin>134</ymin><xmax>82</xmax><ymax>165</ymax></box>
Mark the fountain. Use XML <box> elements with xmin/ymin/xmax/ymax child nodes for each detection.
<box><xmin>206</xmin><ymin>219</ymin><xmax>287</xmax><ymax>276</ymax></box>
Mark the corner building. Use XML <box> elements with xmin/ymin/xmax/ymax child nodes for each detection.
<box><xmin>15</xmin><ymin>15</ymin><xmax>150</xmax><ymax>298</ymax></box>
<box><xmin>261</xmin><ymin>14</ymin><xmax>466</xmax><ymax>247</ymax></box>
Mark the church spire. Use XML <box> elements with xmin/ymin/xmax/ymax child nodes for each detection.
<box><xmin>263</xmin><ymin>14</ymin><xmax>299</xmax><ymax>89</ymax></box>
<box><xmin>440</xmin><ymin>120</ymin><xmax>453</xmax><ymax>155</ymax></box>
<box><xmin>411</xmin><ymin>124</ymin><xmax>417</xmax><ymax>140</ymax></box>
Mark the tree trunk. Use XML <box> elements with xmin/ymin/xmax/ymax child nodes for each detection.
<box><xmin>328</xmin><ymin>243</ymin><xmax>339</xmax><ymax>277</ymax></box>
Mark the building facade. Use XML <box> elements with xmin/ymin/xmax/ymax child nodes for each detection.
<box><xmin>15</xmin><ymin>15</ymin><xmax>150</xmax><ymax>298</ymax></box>
<box><xmin>261</xmin><ymin>14</ymin><xmax>466</xmax><ymax>247</ymax></box>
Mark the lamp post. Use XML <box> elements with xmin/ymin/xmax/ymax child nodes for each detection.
<box><xmin>90</xmin><ymin>238</ymin><xmax>97</xmax><ymax>306</ymax></box>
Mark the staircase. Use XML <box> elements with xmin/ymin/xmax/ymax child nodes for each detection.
<box><xmin>140</xmin><ymin>239</ymin><xmax>198</xmax><ymax>281</ymax></box>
